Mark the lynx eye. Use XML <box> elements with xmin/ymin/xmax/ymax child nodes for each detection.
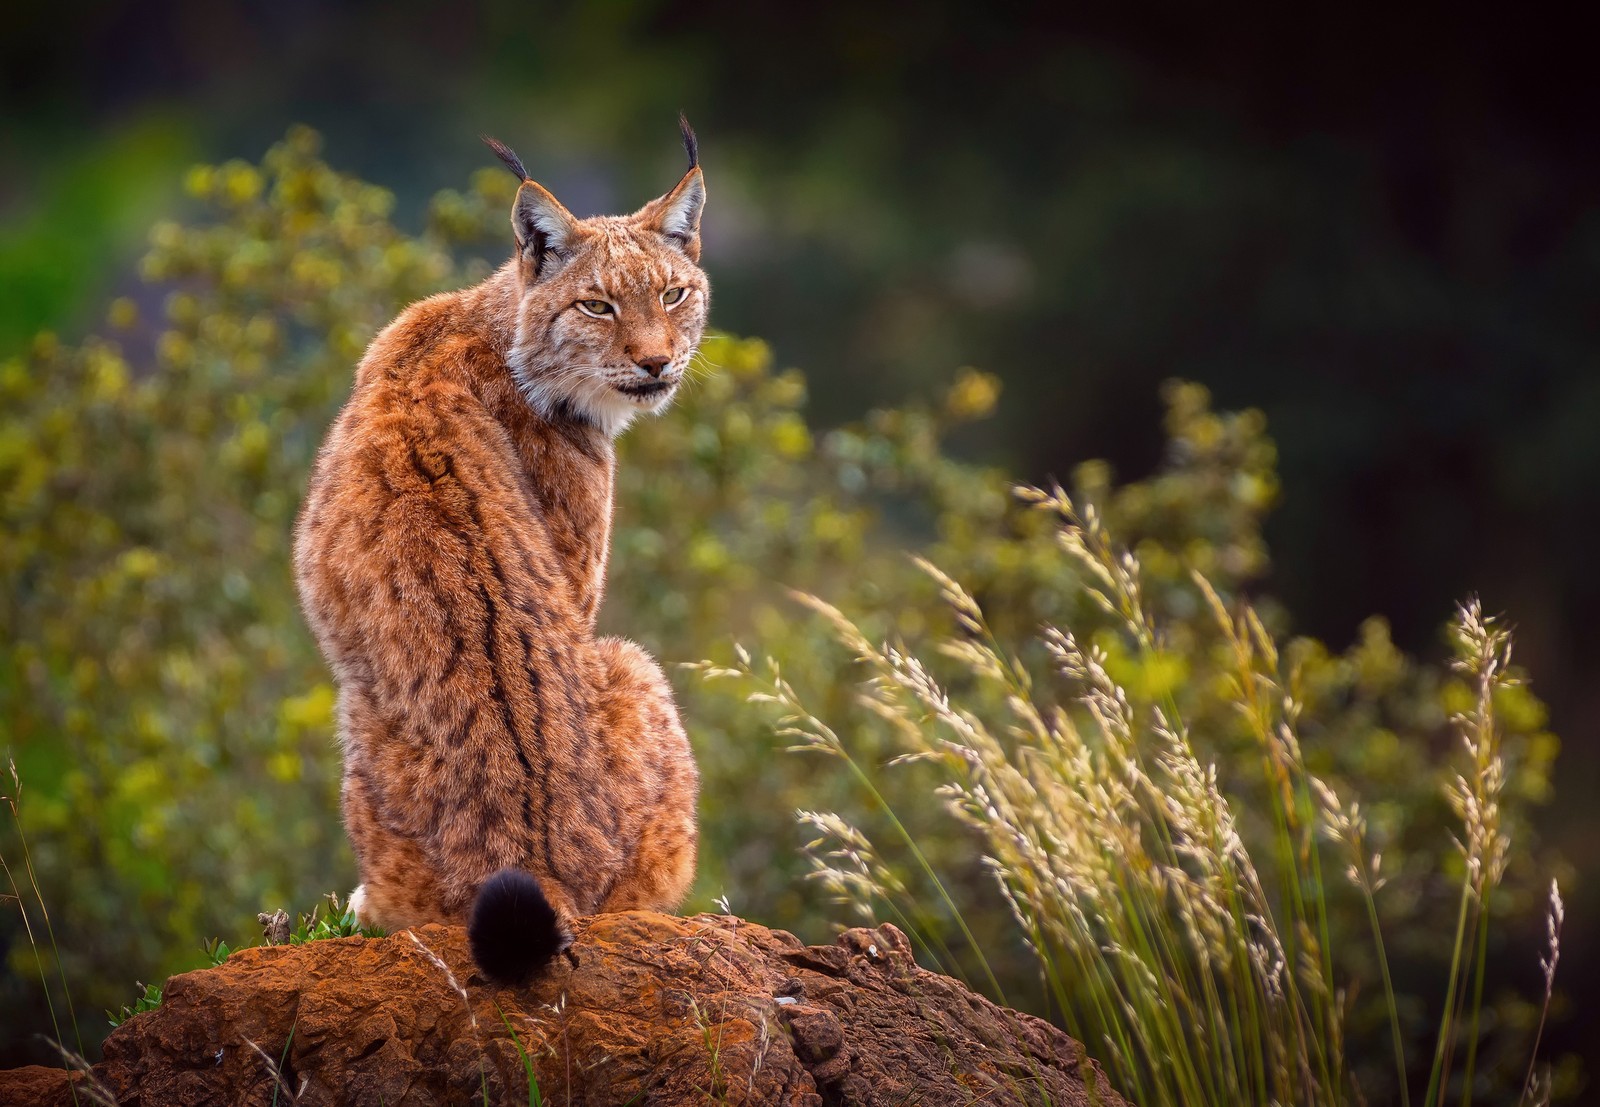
<box><xmin>576</xmin><ymin>299</ymin><xmax>614</xmax><ymax>317</ymax></box>
<box><xmin>661</xmin><ymin>287</ymin><xmax>687</xmax><ymax>306</ymax></box>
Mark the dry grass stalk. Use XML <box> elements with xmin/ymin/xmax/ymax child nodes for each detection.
<box><xmin>700</xmin><ymin>482</ymin><xmax>1564</xmax><ymax>1107</ymax></box>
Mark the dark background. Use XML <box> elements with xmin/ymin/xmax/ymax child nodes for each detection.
<box><xmin>4</xmin><ymin>0</ymin><xmax>1596</xmax><ymax>1076</ymax></box>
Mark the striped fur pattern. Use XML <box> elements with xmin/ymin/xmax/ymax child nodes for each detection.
<box><xmin>293</xmin><ymin>132</ymin><xmax>706</xmax><ymax>958</ymax></box>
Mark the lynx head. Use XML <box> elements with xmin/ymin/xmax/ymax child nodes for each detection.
<box><xmin>486</xmin><ymin>119</ymin><xmax>708</xmax><ymax>436</ymax></box>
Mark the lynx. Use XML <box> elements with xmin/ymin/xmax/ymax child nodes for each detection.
<box><xmin>293</xmin><ymin>120</ymin><xmax>706</xmax><ymax>984</ymax></box>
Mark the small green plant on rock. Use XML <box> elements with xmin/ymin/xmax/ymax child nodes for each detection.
<box><xmin>107</xmin><ymin>893</ymin><xmax>382</xmax><ymax>1028</ymax></box>
<box><xmin>107</xmin><ymin>981</ymin><xmax>163</xmax><ymax>1030</ymax></box>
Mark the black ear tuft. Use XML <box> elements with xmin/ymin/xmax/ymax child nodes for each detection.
<box><xmin>678</xmin><ymin>113</ymin><xmax>699</xmax><ymax>171</ymax></box>
<box><xmin>481</xmin><ymin>135</ymin><xmax>530</xmax><ymax>182</ymax></box>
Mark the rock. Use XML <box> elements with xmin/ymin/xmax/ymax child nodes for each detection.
<box><xmin>0</xmin><ymin>1067</ymin><xmax>80</xmax><ymax>1107</ymax></box>
<box><xmin>0</xmin><ymin>912</ymin><xmax>1128</xmax><ymax>1106</ymax></box>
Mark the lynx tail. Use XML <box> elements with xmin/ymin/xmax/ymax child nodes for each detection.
<box><xmin>467</xmin><ymin>867</ymin><xmax>566</xmax><ymax>985</ymax></box>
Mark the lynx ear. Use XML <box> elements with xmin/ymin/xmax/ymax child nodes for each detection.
<box><xmin>511</xmin><ymin>180</ymin><xmax>581</xmax><ymax>281</ymax></box>
<box><xmin>642</xmin><ymin>169</ymin><xmax>706</xmax><ymax>260</ymax></box>
<box><xmin>638</xmin><ymin>116</ymin><xmax>706</xmax><ymax>260</ymax></box>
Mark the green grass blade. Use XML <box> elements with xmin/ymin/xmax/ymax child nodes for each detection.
<box><xmin>496</xmin><ymin>1003</ymin><xmax>542</xmax><ymax>1107</ymax></box>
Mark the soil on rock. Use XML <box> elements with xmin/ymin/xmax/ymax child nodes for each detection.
<box><xmin>0</xmin><ymin>912</ymin><xmax>1127</xmax><ymax>1106</ymax></box>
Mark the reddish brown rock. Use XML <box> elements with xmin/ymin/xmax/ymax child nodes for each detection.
<box><xmin>0</xmin><ymin>912</ymin><xmax>1127</xmax><ymax>1106</ymax></box>
<box><xmin>0</xmin><ymin>1068</ymin><xmax>80</xmax><ymax>1106</ymax></box>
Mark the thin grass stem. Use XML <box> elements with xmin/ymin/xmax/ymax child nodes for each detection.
<box><xmin>1425</xmin><ymin>881</ymin><xmax>1474</xmax><ymax>1107</ymax></box>
<box><xmin>1360</xmin><ymin>881</ymin><xmax>1410</xmax><ymax>1107</ymax></box>
<box><xmin>1461</xmin><ymin>900</ymin><xmax>1492</xmax><ymax>1107</ymax></box>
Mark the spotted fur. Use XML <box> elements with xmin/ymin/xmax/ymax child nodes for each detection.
<box><xmin>293</xmin><ymin>129</ymin><xmax>706</xmax><ymax>977</ymax></box>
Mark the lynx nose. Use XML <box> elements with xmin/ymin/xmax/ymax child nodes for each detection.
<box><xmin>635</xmin><ymin>356</ymin><xmax>669</xmax><ymax>379</ymax></box>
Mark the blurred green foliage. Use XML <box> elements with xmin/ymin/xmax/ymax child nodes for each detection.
<box><xmin>0</xmin><ymin>115</ymin><xmax>195</xmax><ymax>354</ymax></box>
<box><xmin>0</xmin><ymin>131</ymin><xmax>1566</xmax><ymax>1099</ymax></box>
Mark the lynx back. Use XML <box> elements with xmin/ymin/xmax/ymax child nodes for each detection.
<box><xmin>293</xmin><ymin>121</ymin><xmax>706</xmax><ymax>984</ymax></box>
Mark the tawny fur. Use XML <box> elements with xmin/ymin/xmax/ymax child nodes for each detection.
<box><xmin>293</xmin><ymin>135</ymin><xmax>707</xmax><ymax>936</ymax></box>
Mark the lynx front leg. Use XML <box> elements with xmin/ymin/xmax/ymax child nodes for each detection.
<box><xmin>591</xmin><ymin>636</ymin><xmax>699</xmax><ymax>913</ymax></box>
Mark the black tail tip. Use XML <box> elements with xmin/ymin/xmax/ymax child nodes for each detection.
<box><xmin>467</xmin><ymin>868</ymin><xmax>565</xmax><ymax>986</ymax></box>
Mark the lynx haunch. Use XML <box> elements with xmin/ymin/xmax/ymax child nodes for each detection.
<box><xmin>293</xmin><ymin>120</ymin><xmax>706</xmax><ymax>984</ymax></box>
